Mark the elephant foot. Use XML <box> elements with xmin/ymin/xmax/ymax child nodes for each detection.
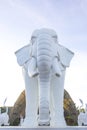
<box><xmin>22</xmin><ymin>117</ymin><xmax>38</xmax><ymax>127</ymax></box>
<box><xmin>38</xmin><ymin>119</ymin><xmax>50</xmax><ymax>126</ymax></box>
<box><xmin>51</xmin><ymin>119</ymin><xmax>66</xmax><ymax>127</ymax></box>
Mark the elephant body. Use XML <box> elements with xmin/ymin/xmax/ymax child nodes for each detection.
<box><xmin>15</xmin><ymin>28</ymin><xmax>74</xmax><ymax>127</ymax></box>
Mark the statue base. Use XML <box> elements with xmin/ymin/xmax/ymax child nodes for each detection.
<box><xmin>0</xmin><ymin>126</ymin><xmax>87</xmax><ymax>130</ymax></box>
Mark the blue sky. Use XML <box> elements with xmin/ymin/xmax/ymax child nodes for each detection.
<box><xmin>0</xmin><ymin>0</ymin><xmax>87</xmax><ymax>107</ymax></box>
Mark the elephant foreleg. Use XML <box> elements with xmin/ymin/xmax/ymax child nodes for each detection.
<box><xmin>50</xmin><ymin>72</ymin><xmax>66</xmax><ymax>127</ymax></box>
<box><xmin>22</xmin><ymin>68</ymin><xmax>38</xmax><ymax>127</ymax></box>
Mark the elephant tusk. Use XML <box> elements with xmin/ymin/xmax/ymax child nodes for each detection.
<box><xmin>52</xmin><ymin>57</ymin><xmax>62</xmax><ymax>77</ymax></box>
<box><xmin>28</xmin><ymin>57</ymin><xmax>39</xmax><ymax>77</ymax></box>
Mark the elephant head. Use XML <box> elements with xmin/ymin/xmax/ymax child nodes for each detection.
<box><xmin>15</xmin><ymin>28</ymin><xmax>74</xmax><ymax>127</ymax></box>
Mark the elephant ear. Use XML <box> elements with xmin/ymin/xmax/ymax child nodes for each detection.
<box><xmin>15</xmin><ymin>44</ymin><xmax>32</xmax><ymax>66</ymax></box>
<box><xmin>57</xmin><ymin>44</ymin><xmax>74</xmax><ymax>67</ymax></box>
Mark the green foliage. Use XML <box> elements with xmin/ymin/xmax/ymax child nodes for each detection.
<box><xmin>65</xmin><ymin>115</ymin><xmax>78</xmax><ymax>126</ymax></box>
<box><xmin>64</xmin><ymin>91</ymin><xmax>78</xmax><ymax>126</ymax></box>
<box><xmin>79</xmin><ymin>108</ymin><xmax>85</xmax><ymax>113</ymax></box>
<box><xmin>76</xmin><ymin>106</ymin><xmax>85</xmax><ymax>114</ymax></box>
<box><xmin>10</xmin><ymin>118</ymin><xmax>20</xmax><ymax>126</ymax></box>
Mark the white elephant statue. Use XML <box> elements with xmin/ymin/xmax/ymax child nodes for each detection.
<box><xmin>78</xmin><ymin>112</ymin><xmax>87</xmax><ymax>126</ymax></box>
<box><xmin>78</xmin><ymin>104</ymin><xmax>87</xmax><ymax>126</ymax></box>
<box><xmin>15</xmin><ymin>28</ymin><xmax>74</xmax><ymax>127</ymax></box>
<box><xmin>0</xmin><ymin>108</ymin><xmax>9</xmax><ymax>126</ymax></box>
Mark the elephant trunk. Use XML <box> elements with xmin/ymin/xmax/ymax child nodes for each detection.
<box><xmin>37</xmin><ymin>33</ymin><xmax>52</xmax><ymax>73</ymax></box>
<box><xmin>37</xmin><ymin>33</ymin><xmax>52</xmax><ymax>125</ymax></box>
<box><xmin>38</xmin><ymin>73</ymin><xmax>50</xmax><ymax>125</ymax></box>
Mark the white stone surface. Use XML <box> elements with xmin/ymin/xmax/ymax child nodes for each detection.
<box><xmin>0</xmin><ymin>127</ymin><xmax>87</xmax><ymax>130</ymax></box>
<box><xmin>15</xmin><ymin>28</ymin><xmax>74</xmax><ymax>127</ymax></box>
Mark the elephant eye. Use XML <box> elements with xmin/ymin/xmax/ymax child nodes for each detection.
<box><xmin>52</xmin><ymin>35</ymin><xmax>58</xmax><ymax>43</ymax></box>
<box><xmin>31</xmin><ymin>36</ymin><xmax>37</xmax><ymax>44</ymax></box>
